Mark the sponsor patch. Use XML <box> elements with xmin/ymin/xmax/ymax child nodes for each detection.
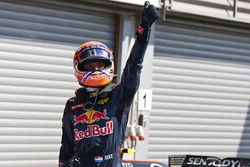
<box><xmin>71</xmin><ymin>103</ymin><xmax>85</xmax><ymax>110</ymax></box>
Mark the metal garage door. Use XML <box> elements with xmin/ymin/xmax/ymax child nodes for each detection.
<box><xmin>150</xmin><ymin>18</ymin><xmax>250</xmax><ymax>161</ymax></box>
<box><xmin>0</xmin><ymin>1</ymin><xmax>115</xmax><ymax>166</ymax></box>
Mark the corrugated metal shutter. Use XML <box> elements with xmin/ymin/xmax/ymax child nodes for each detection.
<box><xmin>0</xmin><ymin>1</ymin><xmax>115</xmax><ymax>167</ymax></box>
<box><xmin>149</xmin><ymin>18</ymin><xmax>250</xmax><ymax>161</ymax></box>
<box><xmin>164</xmin><ymin>0</ymin><xmax>250</xmax><ymax>23</ymax></box>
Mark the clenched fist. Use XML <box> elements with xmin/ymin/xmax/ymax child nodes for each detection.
<box><xmin>141</xmin><ymin>1</ymin><xmax>160</xmax><ymax>28</ymax></box>
<box><xmin>137</xmin><ymin>1</ymin><xmax>160</xmax><ymax>42</ymax></box>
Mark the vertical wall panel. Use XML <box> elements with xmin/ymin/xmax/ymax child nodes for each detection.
<box><xmin>164</xmin><ymin>0</ymin><xmax>250</xmax><ymax>23</ymax></box>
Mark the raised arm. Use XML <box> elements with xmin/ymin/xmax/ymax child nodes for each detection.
<box><xmin>117</xmin><ymin>1</ymin><xmax>160</xmax><ymax>110</ymax></box>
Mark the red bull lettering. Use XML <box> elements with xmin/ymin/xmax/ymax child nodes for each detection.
<box><xmin>74</xmin><ymin>121</ymin><xmax>113</xmax><ymax>141</ymax></box>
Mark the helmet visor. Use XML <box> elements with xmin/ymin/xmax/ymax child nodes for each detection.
<box><xmin>79</xmin><ymin>46</ymin><xmax>112</xmax><ymax>62</ymax></box>
<box><xmin>77</xmin><ymin>59</ymin><xmax>111</xmax><ymax>72</ymax></box>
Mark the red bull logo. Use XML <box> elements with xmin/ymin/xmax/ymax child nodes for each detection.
<box><xmin>74</xmin><ymin>109</ymin><xmax>109</xmax><ymax>125</ymax></box>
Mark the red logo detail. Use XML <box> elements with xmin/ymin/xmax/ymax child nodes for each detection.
<box><xmin>71</xmin><ymin>103</ymin><xmax>84</xmax><ymax>110</ymax></box>
<box><xmin>92</xmin><ymin>111</ymin><xmax>109</xmax><ymax>121</ymax></box>
<box><xmin>74</xmin><ymin>113</ymin><xmax>89</xmax><ymax>125</ymax></box>
<box><xmin>73</xmin><ymin>110</ymin><xmax>109</xmax><ymax>125</ymax></box>
<box><xmin>137</xmin><ymin>25</ymin><xmax>144</xmax><ymax>35</ymax></box>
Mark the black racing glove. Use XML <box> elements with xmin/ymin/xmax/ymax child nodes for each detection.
<box><xmin>137</xmin><ymin>1</ymin><xmax>160</xmax><ymax>42</ymax></box>
<box><xmin>141</xmin><ymin>1</ymin><xmax>160</xmax><ymax>28</ymax></box>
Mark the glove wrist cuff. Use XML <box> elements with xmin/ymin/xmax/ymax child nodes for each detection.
<box><xmin>136</xmin><ymin>24</ymin><xmax>151</xmax><ymax>42</ymax></box>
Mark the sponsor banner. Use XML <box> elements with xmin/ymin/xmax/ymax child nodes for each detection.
<box><xmin>182</xmin><ymin>155</ymin><xmax>250</xmax><ymax>167</ymax></box>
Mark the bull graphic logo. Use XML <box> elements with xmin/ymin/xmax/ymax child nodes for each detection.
<box><xmin>74</xmin><ymin>109</ymin><xmax>109</xmax><ymax>125</ymax></box>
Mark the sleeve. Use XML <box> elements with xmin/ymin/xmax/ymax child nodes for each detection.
<box><xmin>116</xmin><ymin>26</ymin><xmax>151</xmax><ymax>116</ymax></box>
<box><xmin>58</xmin><ymin>100</ymin><xmax>75</xmax><ymax>167</ymax></box>
<box><xmin>114</xmin><ymin>27</ymin><xmax>151</xmax><ymax>147</ymax></box>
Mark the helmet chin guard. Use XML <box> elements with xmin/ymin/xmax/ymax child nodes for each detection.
<box><xmin>73</xmin><ymin>41</ymin><xmax>114</xmax><ymax>87</ymax></box>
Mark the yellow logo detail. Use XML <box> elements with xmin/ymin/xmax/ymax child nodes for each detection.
<box><xmin>85</xmin><ymin>109</ymin><xmax>96</xmax><ymax>124</ymax></box>
<box><xmin>97</xmin><ymin>97</ymin><xmax>109</xmax><ymax>104</ymax></box>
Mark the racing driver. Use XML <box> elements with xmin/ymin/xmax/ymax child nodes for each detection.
<box><xmin>58</xmin><ymin>2</ymin><xmax>159</xmax><ymax>167</ymax></box>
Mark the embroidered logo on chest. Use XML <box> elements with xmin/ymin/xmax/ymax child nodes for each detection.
<box><xmin>74</xmin><ymin>109</ymin><xmax>109</xmax><ymax>125</ymax></box>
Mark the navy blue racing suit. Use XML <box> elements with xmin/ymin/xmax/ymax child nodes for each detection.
<box><xmin>59</xmin><ymin>30</ymin><xmax>150</xmax><ymax>167</ymax></box>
